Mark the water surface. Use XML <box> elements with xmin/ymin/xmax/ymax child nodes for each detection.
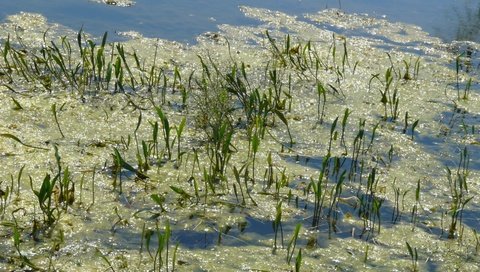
<box><xmin>2</xmin><ymin>0</ymin><xmax>479</xmax><ymax>42</ymax></box>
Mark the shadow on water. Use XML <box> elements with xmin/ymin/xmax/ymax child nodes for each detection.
<box><xmin>415</xmin><ymin>104</ymin><xmax>480</xmax><ymax>171</ymax></box>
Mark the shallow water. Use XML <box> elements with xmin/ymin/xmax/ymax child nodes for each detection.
<box><xmin>2</xmin><ymin>0</ymin><xmax>480</xmax><ymax>43</ymax></box>
<box><xmin>0</xmin><ymin>3</ymin><xmax>479</xmax><ymax>272</ymax></box>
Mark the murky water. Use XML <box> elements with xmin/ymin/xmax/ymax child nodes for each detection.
<box><xmin>0</xmin><ymin>2</ymin><xmax>479</xmax><ymax>271</ymax></box>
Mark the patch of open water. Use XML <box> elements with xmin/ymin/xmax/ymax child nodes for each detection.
<box><xmin>2</xmin><ymin>0</ymin><xmax>480</xmax><ymax>43</ymax></box>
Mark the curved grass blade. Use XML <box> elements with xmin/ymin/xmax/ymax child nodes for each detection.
<box><xmin>113</xmin><ymin>147</ymin><xmax>149</xmax><ymax>180</ymax></box>
<box><xmin>0</xmin><ymin>133</ymin><xmax>49</xmax><ymax>151</ymax></box>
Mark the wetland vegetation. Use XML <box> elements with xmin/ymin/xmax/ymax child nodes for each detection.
<box><xmin>0</xmin><ymin>5</ymin><xmax>479</xmax><ymax>271</ymax></box>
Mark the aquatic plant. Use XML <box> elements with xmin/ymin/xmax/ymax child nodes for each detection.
<box><xmin>57</xmin><ymin>166</ymin><xmax>75</xmax><ymax>209</ymax></box>
<box><xmin>316</xmin><ymin>82</ymin><xmax>327</xmax><ymax>125</ymax></box>
<box><xmin>0</xmin><ymin>133</ymin><xmax>49</xmax><ymax>151</ymax></box>
<box><xmin>391</xmin><ymin>178</ymin><xmax>409</xmax><ymax>224</ymax></box>
<box><xmin>170</xmin><ymin>184</ymin><xmax>193</xmax><ymax>205</ymax></box>
<box><xmin>95</xmin><ymin>248</ymin><xmax>116</xmax><ymax>271</ymax></box>
<box><xmin>295</xmin><ymin>248</ymin><xmax>302</xmax><ymax>272</ymax></box>
<box><xmin>194</xmin><ymin>55</ymin><xmax>235</xmax><ymax>144</ymax></box>
<box><xmin>155</xmin><ymin>106</ymin><xmax>173</xmax><ymax>160</ymax></box>
<box><xmin>223</xmin><ymin>61</ymin><xmax>256</xmax><ymax>125</ymax></box>
<box><xmin>286</xmin><ymin>223</ymin><xmax>301</xmax><ymax>265</ymax></box>
<box><xmin>309</xmin><ymin>153</ymin><xmax>330</xmax><ymax>228</ymax></box>
<box><xmin>11</xmin><ymin>215</ymin><xmax>40</xmax><ymax>270</ymax></box>
<box><xmin>327</xmin><ymin>116</ymin><xmax>339</xmax><ymax>155</ymax></box>
<box><xmin>111</xmin><ymin>147</ymin><xmax>148</xmax><ymax>193</ymax></box>
<box><xmin>358</xmin><ymin>168</ymin><xmax>382</xmax><ymax>239</ymax></box>
<box><xmin>30</xmin><ymin>173</ymin><xmax>59</xmax><ymax>226</ymax></box>
<box><xmin>340</xmin><ymin>108</ymin><xmax>351</xmax><ymax>153</ymax></box>
<box><xmin>144</xmin><ymin>220</ymin><xmax>172</xmax><ymax>271</ymax></box>
<box><xmin>251</xmin><ymin>130</ymin><xmax>260</xmax><ymax>182</ymax></box>
<box><xmin>233</xmin><ymin>164</ymin><xmax>256</xmax><ymax>206</ymax></box>
<box><xmin>411</xmin><ymin>179</ymin><xmax>421</xmax><ymax>231</ymax></box>
<box><xmin>327</xmin><ymin>170</ymin><xmax>346</xmax><ymax>235</ymax></box>
<box><xmin>406</xmin><ymin>241</ymin><xmax>419</xmax><ymax>272</ymax></box>
<box><xmin>206</xmin><ymin>121</ymin><xmax>235</xmax><ymax>185</ymax></box>
<box><xmin>446</xmin><ymin>147</ymin><xmax>473</xmax><ymax>239</ymax></box>
<box><xmin>51</xmin><ymin>103</ymin><xmax>65</xmax><ymax>138</ymax></box>
<box><xmin>10</xmin><ymin>96</ymin><xmax>23</xmax><ymax>110</ymax></box>
<box><xmin>174</xmin><ymin>116</ymin><xmax>187</xmax><ymax>167</ymax></box>
<box><xmin>272</xmin><ymin>200</ymin><xmax>284</xmax><ymax>252</ymax></box>
<box><xmin>462</xmin><ymin>77</ymin><xmax>473</xmax><ymax>100</ymax></box>
<box><xmin>378</xmin><ymin>67</ymin><xmax>399</xmax><ymax>121</ymax></box>
<box><xmin>350</xmin><ymin>119</ymin><xmax>366</xmax><ymax>182</ymax></box>
<box><xmin>0</xmin><ymin>184</ymin><xmax>9</xmax><ymax>218</ymax></box>
<box><xmin>401</xmin><ymin>57</ymin><xmax>421</xmax><ymax>81</ymax></box>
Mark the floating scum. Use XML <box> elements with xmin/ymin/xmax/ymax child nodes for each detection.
<box><xmin>0</xmin><ymin>6</ymin><xmax>479</xmax><ymax>271</ymax></box>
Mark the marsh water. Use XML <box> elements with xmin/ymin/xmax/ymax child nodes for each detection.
<box><xmin>2</xmin><ymin>0</ymin><xmax>480</xmax><ymax>43</ymax></box>
<box><xmin>0</xmin><ymin>1</ymin><xmax>479</xmax><ymax>271</ymax></box>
